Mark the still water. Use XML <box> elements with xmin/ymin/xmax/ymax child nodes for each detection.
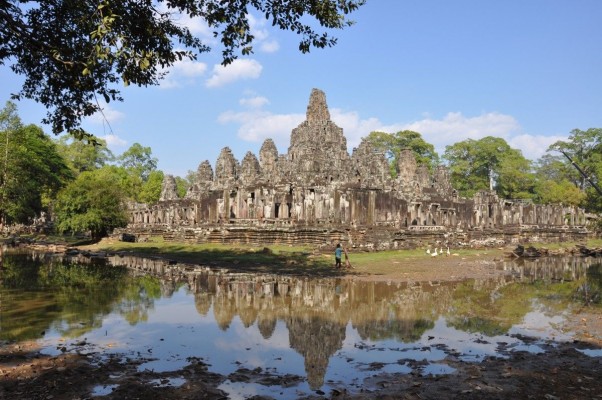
<box><xmin>1</xmin><ymin>250</ymin><xmax>601</xmax><ymax>398</ymax></box>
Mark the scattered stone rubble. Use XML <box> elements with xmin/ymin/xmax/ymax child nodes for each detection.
<box><xmin>122</xmin><ymin>89</ymin><xmax>595</xmax><ymax>249</ymax></box>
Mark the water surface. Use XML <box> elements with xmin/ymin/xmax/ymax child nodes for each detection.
<box><xmin>1</xmin><ymin>251</ymin><xmax>600</xmax><ymax>398</ymax></box>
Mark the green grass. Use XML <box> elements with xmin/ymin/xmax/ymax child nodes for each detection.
<box><xmin>81</xmin><ymin>236</ymin><xmax>509</xmax><ymax>276</ymax></box>
<box><xmin>81</xmin><ymin>236</ymin><xmax>343</xmax><ymax>277</ymax></box>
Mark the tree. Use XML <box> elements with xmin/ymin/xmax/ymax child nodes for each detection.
<box><xmin>0</xmin><ymin>102</ymin><xmax>72</xmax><ymax>225</ymax></box>
<box><xmin>55</xmin><ymin>134</ymin><xmax>114</xmax><ymax>174</ymax></box>
<box><xmin>365</xmin><ymin>130</ymin><xmax>440</xmax><ymax>177</ymax></box>
<box><xmin>547</xmin><ymin>128</ymin><xmax>602</xmax><ymax>213</ymax></box>
<box><xmin>1</xmin><ymin>0</ymin><xmax>365</xmax><ymax>137</ymax></box>
<box><xmin>548</xmin><ymin>128</ymin><xmax>602</xmax><ymax>190</ymax></box>
<box><xmin>53</xmin><ymin>166</ymin><xmax>129</xmax><ymax>239</ymax></box>
<box><xmin>534</xmin><ymin>179</ymin><xmax>585</xmax><ymax>206</ymax></box>
<box><xmin>496</xmin><ymin>152</ymin><xmax>536</xmax><ymax>200</ymax></box>
<box><xmin>442</xmin><ymin>136</ymin><xmax>535</xmax><ymax>198</ymax></box>
<box><xmin>117</xmin><ymin>143</ymin><xmax>157</xmax><ymax>182</ymax></box>
<box><xmin>175</xmin><ymin>176</ymin><xmax>189</xmax><ymax>198</ymax></box>
<box><xmin>139</xmin><ymin>170</ymin><xmax>164</xmax><ymax>204</ymax></box>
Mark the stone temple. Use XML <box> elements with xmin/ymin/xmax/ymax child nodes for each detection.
<box><xmin>125</xmin><ymin>89</ymin><xmax>592</xmax><ymax>248</ymax></box>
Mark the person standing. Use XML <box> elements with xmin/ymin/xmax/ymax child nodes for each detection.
<box><xmin>334</xmin><ymin>243</ymin><xmax>343</xmax><ymax>268</ymax></box>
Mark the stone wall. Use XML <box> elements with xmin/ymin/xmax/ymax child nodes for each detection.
<box><xmin>122</xmin><ymin>88</ymin><xmax>593</xmax><ymax>249</ymax></box>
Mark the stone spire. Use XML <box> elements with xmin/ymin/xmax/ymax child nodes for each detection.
<box><xmin>197</xmin><ymin>160</ymin><xmax>214</xmax><ymax>183</ymax></box>
<box><xmin>259</xmin><ymin>138</ymin><xmax>281</xmax><ymax>183</ymax></box>
<box><xmin>239</xmin><ymin>151</ymin><xmax>261</xmax><ymax>186</ymax></box>
<box><xmin>397</xmin><ymin>148</ymin><xmax>417</xmax><ymax>187</ymax></box>
<box><xmin>287</xmin><ymin>88</ymin><xmax>350</xmax><ymax>184</ymax></box>
<box><xmin>214</xmin><ymin>147</ymin><xmax>239</xmax><ymax>188</ymax></box>
<box><xmin>185</xmin><ymin>160</ymin><xmax>214</xmax><ymax>199</ymax></box>
<box><xmin>306</xmin><ymin>88</ymin><xmax>331</xmax><ymax>123</ymax></box>
<box><xmin>160</xmin><ymin>174</ymin><xmax>179</xmax><ymax>201</ymax></box>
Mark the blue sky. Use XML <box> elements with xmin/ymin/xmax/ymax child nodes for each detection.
<box><xmin>2</xmin><ymin>0</ymin><xmax>601</xmax><ymax>177</ymax></box>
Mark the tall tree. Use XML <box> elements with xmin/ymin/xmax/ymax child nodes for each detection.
<box><xmin>55</xmin><ymin>134</ymin><xmax>114</xmax><ymax>174</ymax></box>
<box><xmin>175</xmin><ymin>176</ymin><xmax>189</xmax><ymax>198</ymax></box>
<box><xmin>443</xmin><ymin>136</ymin><xmax>534</xmax><ymax>198</ymax></box>
<box><xmin>0</xmin><ymin>102</ymin><xmax>72</xmax><ymax>225</ymax></box>
<box><xmin>53</xmin><ymin>166</ymin><xmax>129</xmax><ymax>239</ymax></box>
<box><xmin>548</xmin><ymin>128</ymin><xmax>602</xmax><ymax>190</ymax></box>
<box><xmin>546</xmin><ymin>128</ymin><xmax>602</xmax><ymax>212</ymax></box>
<box><xmin>139</xmin><ymin>170</ymin><xmax>164</xmax><ymax>204</ymax></box>
<box><xmin>534</xmin><ymin>179</ymin><xmax>585</xmax><ymax>206</ymax></box>
<box><xmin>117</xmin><ymin>142</ymin><xmax>157</xmax><ymax>182</ymax></box>
<box><xmin>1</xmin><ymin>0</ymin><xmax>365</xmax><ymax>137</ymax></box>
<box><xmin>365</xmin><ymin>130</ymin><xmax>439</xmax><ymax>177</ymax></box>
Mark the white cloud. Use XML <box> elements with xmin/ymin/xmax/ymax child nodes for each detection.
<box><xmin>218</xmin><ymin>109</ymin><xmax>304</xmax><ymax>149</ymax></box>
<box><xmin>399</xmin><ymin>112</ymin><xmax>563</xmax><ymax>160</ymax></box>
<box><xmin>260</xmin><ymin>40</ymin><xmax>280</xmax><ymax>53</ymax></box>
<box><xmin>248</xmin><ymin>14</ymin><xmax>280</xmax><ymax>53</ymax></box>
<box><xmin>247</xmin><ymin>13</ymin><xmax>269</xmax><ymax>41</ymax></box>
<box><xmin>174</xmin><ymin>59</ymin><xmax>208</xmax><ymax>77</ymax></box>
<box><xmin>219</xmin><ymin>96</ymin><xmax>563</xmax><ymax>161</ymax></box>
<box><xmin>160</xmin><ymin>58</ymin><xmax>208</xmax><ymax>89</ymax></box>
<box><xmin>507</xmin><ymin>134</ymin><xmax>567</xmax><ymax>160</ymax></box>
<box><xmin>330</xmin><ymin>108</ymin><xmax>404</xmax><ymax>150</ymax></box>
<box><xmin>102</xmin><ymin>133</ymin><xmax>128</xmax><ymax>148</ymax></box>
<box><xmin>206</xmin><ymin>59</ymin><xmax>263</xmax><ymax>88</ymax></box>
<box><xmin>87</xmin><ymin>101</ymin><xmax>125</xmax><ymax>125</ymax></box>
<box><xmin>240</xmin><ymin>96</ymin><xmax>269</xmax><ymax>108</ymax></box>
<box><xmin>403</xmin><ymin>112</ymin><xmax>520</xmax><ymax>145</ymax></box>
<box><xmin>156</xmin><ymin>3</ymin><xmax>214</xmax><ymax>39</ymax></box>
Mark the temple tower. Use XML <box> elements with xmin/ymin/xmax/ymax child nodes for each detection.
<box><xmin>287</xmin><ymin>88</ymin><xmax>351</xmax><ymax>185</ymax></box>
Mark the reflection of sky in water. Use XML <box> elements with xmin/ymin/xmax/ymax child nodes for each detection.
<box><xmin>508</xmin><ymin>301</ymin><xmax>574</xmax><ymax>341</ymax></box>
<box><xmin>35</xmin><ymin>282</ymin><xmax>593</xmax><ymax>399</ymax></box>
<box><xmin>90</xmin><ymin>384</ymin><xmax>119</xmax><ymax>397</ymax></box>
<box><xmin>24</xmin><ymin>255</ymin><xmax>601</xmax><ymax>398</ymax></box>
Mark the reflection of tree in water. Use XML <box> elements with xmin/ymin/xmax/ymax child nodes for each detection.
<box><xmin>448</xmin><ymin>258</ymin><xmax>598</xmax><ymax>336</ymax></box>
<box><xmin>356</xmin><ymin>318</ymin><xmax>434</xmax><ymax>342</ymax></box>
<box><xmin>351</xmin><ymin>282</ymin><xmax>452</xmax><ymax>342</ymax></box>
<box><xmin>114</xmin><ymin>274</ymin><xmax>164</xmax><ymax>325</ymax></box>
<box><xmin>0</xmin><ymin>252</ymin><xmax>162</xmax><ymax>340</ymax></box>
<box><xmin>286</xmin><ymin>314</ymin><xmax>346</xmax><ymax>390</ymax></box>
<box><xmin>580</xmin><ymin>262</ymin><xmax>602</xmax><ymax>305</ymax></box>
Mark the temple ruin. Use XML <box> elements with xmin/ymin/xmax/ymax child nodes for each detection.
<box><xmin>124</xmin><ymin>89</ymin><xmax>592</xmax><ymax>248</ymax></box>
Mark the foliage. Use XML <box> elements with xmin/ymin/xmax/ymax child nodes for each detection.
<box><xmin>1</xmin><ymin>0</ymin><xmax>365</xmax><ymax>136</ymax></box>
<box><xmin>365</xmin><ymin>130</ymin><xmax>439</xmax><ymax>177</ymax></box>
<box><xmin>0</xmin><ymin>252</ymin><xmax>161</xmax><ymax>340</ymax></box>
<box><xmin>53</xmin><ymin>166</ymin><xmax>129</xmax><ymax>239</ymax></box>
<box><xmin>117</xmin><ymin>142</ymin><xmax>158</xmax><ymax>182</ymax></box>
<box><xmin>496</xmin><ymin>152</ymin><xmax>536</xmax><ymax>199</ymax></box>
<box><xmin>545</xmin><ymin>128</ymin><xmax>602</xmax><ymax>212</ymax></box>
<box><xmin>55</xmin><ymin>134</ymin><xmax>114</xmax><ymax>174</ymax></box>
<box><xmin>112</xmin><ymin>143</ymin><xmax>160</xmax><ymax>203</ymax></box>
<box><xmin>139</xmin><ymin>170</ymin><xmax>165</xmax><ymax>204</ymax></box>
<box><xmin>175</xmin><ymin>175</ymin><xmax>189</xmax><ymax>198</ymax></box>
<box><xmin>0</xmin><ymin>102</ymin><xmax>72</xmax><ymax>224</ymax></box>
<box><xmin>548</xmin><ymin>128</ymin><xmax>602</xmax><ymax>190</ymax></box>
<box><xmin>185</xmin><ymin>169</ymin><xmax>198</xmax><ymax>186</ymax></box>
<box><xmin>443</xmin><ymin>136</ymin><xmax>534</xmax><ymax>198</ymax></box>
<box><xmin>534</xmin><ymin>179</ymin><xmax>585</xmax><ymax>206</ymax></box>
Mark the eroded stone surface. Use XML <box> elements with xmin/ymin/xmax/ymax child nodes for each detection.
<box><xmin>125</xmin><ymin>89</ymin><xmax>593</xmax><ymax>248</ymax></box>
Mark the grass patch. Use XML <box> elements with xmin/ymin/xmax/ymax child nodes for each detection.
<box><xmin>80</xmin><ymin>237</ymin><xmax>342</xmax><ymax>277</ymax></box>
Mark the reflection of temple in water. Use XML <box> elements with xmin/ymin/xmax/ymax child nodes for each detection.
<box><xmin>95</xmin><ymin>254</ymin><xmax>599</xmax><ymax>388</ymax></box>
<box><xmin>287</xmin><ymin>315</ymin><xmax>345</xmax><ymax>389</ymax></box>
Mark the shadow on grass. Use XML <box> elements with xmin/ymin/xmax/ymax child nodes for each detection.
<box><xmin>102</xmin><ymin>245</ymin><xmax>355</xmax><ymax>278</ymax></box>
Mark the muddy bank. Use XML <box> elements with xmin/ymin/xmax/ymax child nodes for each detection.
<box><xmin>1</xmin><ymin>333</ymin><xmax>601</xmax><ymax>399</ymax></box>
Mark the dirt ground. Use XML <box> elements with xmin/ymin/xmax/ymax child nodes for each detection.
<box><xmin>1</xmin><ymin>250</ymin><xmax>601</xmax><ymax>399</ymax></box>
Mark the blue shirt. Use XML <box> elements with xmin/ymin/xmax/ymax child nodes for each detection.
<box><xmin>335</xmin><ymin>247</ymin><xmax>342</xmax><ymax>258</ymax></box>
